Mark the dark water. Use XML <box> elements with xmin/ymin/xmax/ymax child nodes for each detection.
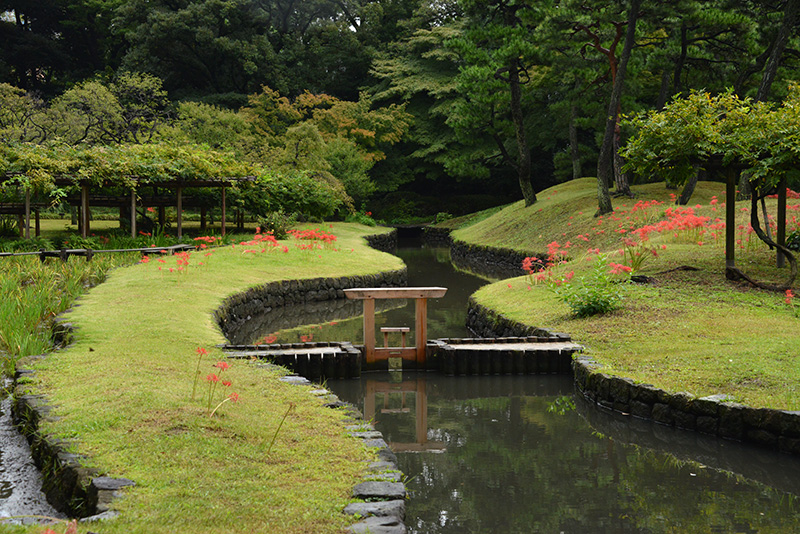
<box><xmin>332</xmin><ymin>373</ymin><xmax>800</xmax><ymax>533</ymax></box>
<box><xmin>250</xmin><ymin>238</ymin><xmax>800</xmax><ymax>533</ymax></box>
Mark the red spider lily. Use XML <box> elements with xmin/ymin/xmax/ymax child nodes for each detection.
<box><xmin>786</xmin><ymin>289</ymin><xmax>795</xmax><ymax>305</ymax></box>
<box><xmin>214</xmin><ymin>361</ymin><xmax>230</xmax><ymax>372</ymax></box>
<box><xmin>206</xmin><ymin>373</ymin><xmax>219</xmax><ymax>383</ymax></box>
<box><xmin>262</xmin><ymin>334</ymin><xmax>278</xmax><ymax>344</ymax></box>
<box><xmin>609</xmin><ymin>262</ymin><xmax>633</xmax><ymax>275</ymax></box>
<box><xmin>222</xmin><ymin>380</ymin><xmax>232</xmax><ymax>387</ymax></box>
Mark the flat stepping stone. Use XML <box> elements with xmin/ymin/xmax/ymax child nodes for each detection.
<box><xmin>348</xmin><ymin>515</ymin><xmax>406</xmax><ymax>534</ymax></box>
<box><xmin>353</xmin><ymin>481</ymin><xmax>406</xmax><ymax>500</ymax></box>
<box><xmin>344</xmin><ymin>500</ymin><xmax>405</xmax><ymax>519</ymax></box>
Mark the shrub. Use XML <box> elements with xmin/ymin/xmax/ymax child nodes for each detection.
<box><xmin>549</xmin><ymin>254</ymin><xmax>625</xmax><ymax>318</ymax></box>
<box><xmin>242</xmin><ymin>170</ymin><xmax>346</xmax><ymax>221</ymax></box>
<box><xmin>257</xmin><ymin>211</ymin><xmax>296</xmax><ymax>239</ymax></box>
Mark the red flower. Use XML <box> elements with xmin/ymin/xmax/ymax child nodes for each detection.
<box><xmin>229</xmin><ymin>392</ymin><xmax>239</xmax><ymax>402</ymax></box>
<box><xmin>214</xmin><ymin>361</ymin><xmax>230</xmax><ymax>372</ymax></box>
<box><xmin>206</xmin><ymin>373</ymin><xmax>219</xmax><ymax>383</ymax></box>
<box><xmin>222</xmin><ymin>380</ymin><xmax>232</xmax><ymax>387</ymax></box>
<box><xmin>786</xmin><ymin>289</ymin><xmax>795</xmax><ymax>304</ymax></box>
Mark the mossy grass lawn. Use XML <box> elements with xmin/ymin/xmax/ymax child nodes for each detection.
<box><xmin>456</xmin><ymin>178</ymin><xmax>800</xmax><ymax>411</ymax></box>
<box><xmin>7</xmin><ymin>223</ymin><xmax>403</xmax><ymax>534</ymax></box>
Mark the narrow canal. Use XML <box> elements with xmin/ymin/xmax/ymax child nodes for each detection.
<box><xmin>0</xmin><ymin>380</ymin><xmax>63</xmax><ymax>524</ymax></box>
<box><xmin>249</xmin><ymin>236</ymin><xmax>800</xmax><ymax>533</ymax></box>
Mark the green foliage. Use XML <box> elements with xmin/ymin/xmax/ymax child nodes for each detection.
<box><xmin>0</xmin><ymin>142</ymin><xmax>254</xmax><ymax>190</ymax></box>
<box><xmin>549</xmin><ymin>254</ymin><xmax>625</xmax><ymax>318</ymax></box>
<box><xmin>787</xmin><ymin>229</ymin><xmax>800</xmax><ymax>251</ymax></box>
<box><xmin>434</xmin><ymin>212</ymin><xmax>453</xmax><ymax>224</ymax></box>
<box><xmin>244</xmin><ymin>171</ymin><xmax>347</xmax><ymax>220</ymax></box>
<box><xmin>161</xmin><ymin>101</ymin><xmax>253</xmax><ymax>150</ymax></box>
<box><xmin>622</xmin><ymin>88</ymin><xmax>800</xmax><ymax>190</ymax></box>
<box><xmin>344</xmin><ymin>209</ymin><xmax>377</xmax><ymax>227</ymax></box>
<box><xmin>324</xmin><ymin>137</ymin><xmax>375</xmax><ymax>204</ymax></box>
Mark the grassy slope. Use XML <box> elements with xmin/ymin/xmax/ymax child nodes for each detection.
<box><xmin>456</xmin><ymin>178</ymin><xmax>800</xmax><ymax>410</ymax></box>
<box><xmin>9</xmin><ymin>224</ymin><xmax>404</xmax><ymax>534</ymax></box>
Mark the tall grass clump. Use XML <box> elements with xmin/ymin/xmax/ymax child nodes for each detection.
<box><xmin>0</xmin><ymin>253</ymin><xmax>138</xmax><ymax>376</ymax></box>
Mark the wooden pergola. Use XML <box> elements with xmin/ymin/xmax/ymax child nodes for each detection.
<box><xmin>717</xmin><ymin>164</ymin><xmax>789</xmax><ymax>278</ymax></box>
<box><xmin>3</xmin><ymin>175</ymin><xmax>256</xmax><ymax>240</ymax></box>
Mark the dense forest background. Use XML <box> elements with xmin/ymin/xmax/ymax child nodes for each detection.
<box><xmin>3</xmin><ymin>0</ymin><xmax>800</xmax><ymax>222</ymax></box>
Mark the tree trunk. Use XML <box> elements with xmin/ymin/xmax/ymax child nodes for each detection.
<box><xmin>613</xmin><ymin>122</ymin><xmax>633</xmax><ymax>197</ymax></box>
<box><xmin>757</xmin><ymin>0</ymin><xmax>799</xmax><ymax>102</ymax></box>
<box><xmin>569</xmin><ymin>102</ymin><xmax>582</xmax><ymax>180</ymax></box>
<box><xmin>656</xmin><ymin>69</ymin><xmax>671</xmax><ymax>110</ymax></box>
<box><xmin>678</xmin><ymin>166</ymin><xmax>703</xmax><ymax>205</ymax></box>
<box><xmin>596</xmin><ymin>0</ymin><xmax>640</xmax><ymax>215</ymax></box>
<box><xmin>508</xmin><ymin>57</ymin><xmax>536</xmax><ymax>206</ymax></box>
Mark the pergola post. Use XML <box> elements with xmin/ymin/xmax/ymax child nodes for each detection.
<box><xmin>221</xmin><ymin>186</ymin><xmax>227</xmax><ymax>236</ymax></box>
<box><xmin>725</xmin><ymin>167</ymin><xmax>737</xmax><ymax>276</ymax></box>
<box><xmin>778</xmin><ymin>176</ymin><xmax>787</xmax><ymax>268</ymax></box>
<box><xmin>81</xmin><ymin>184</ymin><xmax>90</xmax><ymax>239</ymax></box>
<box><xmin>176</xmin><ymin>185</ymin><xmax>183</xmax><ymax>240</ymax></box>
<box><xmin>130</xmin><ymin>189</ymin><xmax>137</xmax><ymax>239</ymax></box>
<box><xmin>24</xmin><ymin>189</ymin><xmax>30</xmax><ymax>239</ymax></box>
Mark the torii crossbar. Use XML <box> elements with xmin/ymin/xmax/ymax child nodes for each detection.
<box><xmin>344</xmin><ymin>287</ymin><xmax>447</xmax><ymax>368</ymax></box>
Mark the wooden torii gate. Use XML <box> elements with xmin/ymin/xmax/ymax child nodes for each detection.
<box><xmin>344</xmin><ymin>287</ymin><xmax>447</xmax><ymax>368</ymax></box>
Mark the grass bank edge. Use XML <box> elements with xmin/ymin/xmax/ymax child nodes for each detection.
<box><xmin>9</xmin><ymin>223</ymin><xmax>403</xmax><ymax>534</ymax></box>
<box><xmin>452</xmin><ymin>179</ymin><xmax>800</xmax><ymax>411</ymax></box>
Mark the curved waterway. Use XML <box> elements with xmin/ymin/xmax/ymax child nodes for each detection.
<box><xmin>248</xmin><ymin>237</ymin><xmax>800</xmax><ymax>533</ymax></box>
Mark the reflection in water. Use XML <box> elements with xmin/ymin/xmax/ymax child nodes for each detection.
<box><xmin>331</xmin><ymin>373</ymin><xmax>800</xmax><ymax>534</ymax></box>
<box><xmin>244</xmin><ymin>240</ymin><xmax>487</xmax><ymax>346</ymax></box>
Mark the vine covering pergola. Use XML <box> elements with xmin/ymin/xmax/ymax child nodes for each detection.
<box><xmin>0</xmin><ymin>143</ymin><xmax>256</xmax><ymax>239</ymax></box>
<box><xmin>621</xmin><ymin>89</ymin><xmax>800</xmax><ymax>291</ymax></box>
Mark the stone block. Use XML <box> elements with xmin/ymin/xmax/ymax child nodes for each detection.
<box><xmin>692</xmin><ymin>395</ymin><xmax>732</xmax><ymax>417</ymax></box>
<box><xmin>718</xmin><ymin>403</ymin><xmax>745</xmax><ymax>440</ymax></box>
<box><xmin>652</xmin><ymin>403</ymin><xmax>672</xmax><ymax>425</ymax></box>
<box><xmin>672</xmin><ymin>410</ymin><xmax>696</xmax><ymax>431</ymax></box>
<box><xmin>631</xmin><ymin>384</ymin><xmax>659</xmax><ymax>404</ymax></box>
<box><xmin>696</xmin><ymin>416</ymin><xmax>718</xmax><ymax>435</ymax></box>
<box><xmin>629</xmin><ymin>400</ymin><xmax>652</xmax><ymax>419</ymax></box>
<box><xmin>608</xmin><ymin>376</ymin><xmax>633</xmax><ymax>405</ymax></box>
<box><xmin>668</xmin><ymin>391</ymin><xmax>695</xmax><ymax>412</ymax></box>
<box><xmin>348</xmin><ymin>515</ymin><xmax>407</xmax><ymax>534</ymax></box>
<box><xmin>780</xmin><ymin>411</ymin><xmax>800</xmax><ymax>438</ymax></box>
<box><xmin>344</xmin><ymin>500</ymin><xmax>405</xmax><ymax>520</ymax></box>
<box><xmin>353</xmin><ymin>481</ymin><xmax>407</xmax><ymax>500</ymax></box>
<box><xmin>746</xmin><ymin>428</ymin><xmax>778</xmax><ymax>448</ymax></box>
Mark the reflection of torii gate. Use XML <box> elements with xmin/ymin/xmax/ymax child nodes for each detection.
<box><xmin>343</xmin><ymin>287</ymin><xmax>447</xmax><ymax>369</ymax></box>
<box><xmin>363</xmin><ymin>378</ymin><xmax>446</xmax><ymax>453</ymax></box>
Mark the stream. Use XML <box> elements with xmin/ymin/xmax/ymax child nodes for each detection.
<box><xmin>0</xmin><ymin>380</ymin><xmax>63</xmax><ymax>524</ymax></box>
<box><xmin>247</xmin><ymin>236</ymin><xmax>800</xmax><ymax>533</ymax></box>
